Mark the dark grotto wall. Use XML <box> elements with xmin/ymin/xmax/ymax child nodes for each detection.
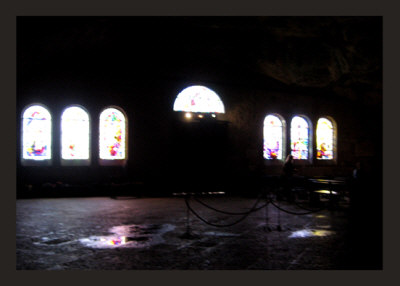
<box><xmin>16</xmin><ymin>16</ymin><xmax>382</xmax><ymax>196</ymax></box>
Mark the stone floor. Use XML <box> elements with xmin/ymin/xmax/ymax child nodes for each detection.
<box><xmin>16</xmin><ymin>194</ymin><xmax>382</xmax><ymax>270</ymax></box>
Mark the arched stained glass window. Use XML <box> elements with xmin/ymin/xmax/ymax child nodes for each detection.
<box><xmin>99</xmin><ymin>107</ymin><xmax>127</xmax><ymax>160</ymax></box>
<box><xmin>263</xmin><ymin>114</ymin><xmax>284</xmax><ymax>160</ymax></box>
<box><xmin>61</xmin><ymin>106</ymin><xmax>90</xmax><ymax>161</ymax></box>
<box><xmin>290</xmin><ymin>116</ymin><xmax>310</xmax><ymax>160</ymax></box>
<box><xmin>316</xmin><ymin>117</ymin><xmax>334</xmax><ymax>160</ymax></box>
<box><xmin>22</xmin><ymin>104</ymin><xmax>52</xmax><ymax>161</ymax></box>
<box><xmin>173</xmin><ymin>85</ymin><xmax>225</xmax><ymax>114</ymax></box>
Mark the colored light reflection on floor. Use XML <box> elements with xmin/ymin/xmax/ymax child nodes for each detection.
<box><xmin>314</xmin><ymin>190</ymin><xmax>338</xmax><ymax>195</ymax></box>
<box><xmin>289</xmin><ymin>229</ymin><xmax>335</xmax><ymax>238</ymax></box>
<box><xmin>80</xmin><ymin>236</ymin><xmax>129</xmax><ymax>248</ymax></box>
<box><xmin>316</xmin><ymin>215</ymin><xmax>327</xmax><ymax>219</ymax></box>
<box><xmin>79</xmin><ymin>224</ymin><xmax>175</xmax><ymax>249</ymax></box>
<box><xmin>108</xmin><ymin>236</ymin><xmax>127</xmax><ymax>245</ymax></box>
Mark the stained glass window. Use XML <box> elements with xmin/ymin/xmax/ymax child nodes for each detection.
<box><xmin>316</xmin><ymin>117</ymin><xmax>334</xmax><ymax>160</ymax></box>
<box><xmin>290</xmin><ymin>116</ymin><xmax>309</xmax><ymax>160</ymax></box>
<box><xmin>99</xmin><ymin>107</ymin><xmax>126</xmax><ymax>160</ymax></box>
<box><xmin>173</xmin><ymin>85</ymin><xmax>225</xmax><ymax>113</ymax></box>
<box><xmin>22</xmin><ymin>105</ymin><xmax>52</xmax><ymax>161</ymax></box>
<box><xmin>61</xmin><ymin>106</ymin><xmax>90</xmax><ymax>160</ymax></box>
<box><xmin>263</xmin><ymin>114</ymin><xmax>283</xmax><ymax>160</ymax></box>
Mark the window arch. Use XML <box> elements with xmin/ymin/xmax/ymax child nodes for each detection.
<box><xmin>61</xmin><ymin>105</ymin><xmax>90</xmax><ymax>165</ymax></box>
<box><xmin>316</xmin><ymin>117</ymin><xmax>336</xmax><ymax>160</ymax></box>
<box><xmin>290</xmin><ymin>116</ymin><xmax>311</xmax><ymax>160</ymax></box>
<box><xmin>263</xmin><ymin>114</ymin><xmax>285</xmax><ymax>160</ymax></box>
<box><xmin>21</xmin><ymin>104</ymin><xmax>52</xmax><ymax>164</ymax></box>
<box><xmin>173</xmin><ymin>85</ymin><xmax>225</xmax><ymax>114</ymax></box>
<box><xmin>99</xmin><ymin>107</ymin><xmax>128</xmax><ymax>164</ymax></box>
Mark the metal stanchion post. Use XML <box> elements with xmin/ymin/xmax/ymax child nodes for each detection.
<box><xmin>180</xmin><ymin>193</ymin><xmax>198</xmax><ymax>239</ymax></box>
<box><xmin>264</xmin><ymin>191</ymin><xmax>271</xmax><ymax>232</ymax></box>
<box><xmin>329</xmin><ymin>182</ymin><xmax>334</xmax><ymax>210</ymax></box>
<box><xmin>277</xmin><ymin>199</ymin><xmax>282</xmax><ymax>231</ymax></box>
<box><xmin>186</xmin><ymin>196</ymin><xmax>191</xmax><ymax>235</ymax></box>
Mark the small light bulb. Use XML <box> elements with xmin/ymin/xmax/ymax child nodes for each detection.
<box><xmin>185</xmin><ymin>112</ymin><xmax>192</xmax><ymax>119</ymax></box>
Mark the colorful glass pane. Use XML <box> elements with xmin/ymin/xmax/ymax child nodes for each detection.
<box><xmin>316</xmin><ymin>118</ymin><xmax>334</xmax><ymax>160</ymax></box>
<box><xmin>99</xmin><ymin>108</ymin><xmax>126</xmax><ymax>160</ymax></box>
<box><xmin>173</xmin><ymin>85</ymin><xmax>225</xmax><ymax>113</ymax></box>
<box><xmin>22</xmin><ymin>105</ymin><xmax>52</xmax><ymax>160</ymax></box>
<box><xmin>290</xmin><ymin>116</ymin><xmax>309</xmax><ymax>160</ymax></box>
<box><xmin>263</xmin><ymin>115</ymin><xmax>283</xmax><ymax>160</ymax></box>
<box><xmin>61</xmin><ymin>106</ymin><xmax>90</xmax><ymax>160</ymax></box>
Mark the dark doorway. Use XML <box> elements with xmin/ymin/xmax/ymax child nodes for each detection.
<box><xmin>170</xmin><ymin>118</ymin><xmax>229</xmax><ymax>191</ymax></box>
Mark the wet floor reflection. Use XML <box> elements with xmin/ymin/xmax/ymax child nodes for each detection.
<box><xmin>79</xmin><ymin>223</ymin><xmax>175</xmax><ymax>248</ymax></box>
<box><xmin>289</xmin><ymin>229</ymin><xmax>335</xmax><ymax>238</ymax></box>
<box><xmin>203</xmin><ymin>231</ymin><xmax>240</xmax><ymax>237</ymax></box>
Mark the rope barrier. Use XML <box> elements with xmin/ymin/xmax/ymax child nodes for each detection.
<box><xmin>184</xmin><ymin>195</ymin><xmax>267</xmax><ymax>228</ymax></box>
<box><xmin>183</xmin><ymin>186</ymin><xmax>329</xmax><ymax>229</ymax></box>
<box><xmin>193</xmin><ymin>195</ymin><xmax>268</xmax><ymax>215</ymax></box>
<box><xmin>269</xmin><ymin>199</ymin><xmax>326</xmax><ymax>215</ymax></box>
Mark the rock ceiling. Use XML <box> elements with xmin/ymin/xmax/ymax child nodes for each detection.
<box><xmin>18</xmin><ymin>16</ymin><xmax>382</xmax><ymax>94</ymax></box>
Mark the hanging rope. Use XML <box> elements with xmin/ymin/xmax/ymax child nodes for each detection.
<box><xmin>184</xmin><ymin>195</ymin><xmax>268</xmax><ymax>228</ymax></box>
<box><xmin>192</xmin><ymin>195</ymin><xmax>268</xmax><ymax>215</ymax></box>
<box><xmin>183</xmin><ymin>186</ymin><xmax>328</xmax><ymax>229</ymax></box>
<box><xmin>269</xmin><ymin>199</ymin><xmax>326</xmax><ymax>215</ymax></box>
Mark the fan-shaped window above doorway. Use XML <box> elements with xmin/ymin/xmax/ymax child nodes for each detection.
<box><xmin>173</xmin><ymin>85</ymin><xmax>225</xmax><ymax>118</ymax></box>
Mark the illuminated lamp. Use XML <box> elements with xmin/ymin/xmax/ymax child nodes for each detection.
<box><xmin>185</xmin><ymin>112</ymin><xmax>192</xmax><ymax>119</ymax></box>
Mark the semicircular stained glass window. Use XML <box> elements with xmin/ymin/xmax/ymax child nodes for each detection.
<box><xmin>316</xmin><ymin>117</ymin><xmax>334</xmax><ymax>160</ymax></box>
<box><xmin>99</xmin><ymin>107</ymin><xmax>126</xmax><ymax>160</ymax></box>
<box><xmin>263</xmin><ymin>114</ymin><xmax>283</xmax><ymax>160</ymax></box>
<box><xmin>290</xmin><ymin>116</ymin><xmax>309</xmax><ymax>160</ymax></box>
<box><xmin>61</xmin><ymin>106</ymin><xmax>90</xmax><ymax>160</ymax></box>
<box><xmin>22</xmin><ymin>105</ymin><xmax>52</xmax><ymax>160</ymax></box>
<box><xmin>173</xmin><ymin>85</ymin><xmax>225</xmax><ymax>113</ymax></box>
